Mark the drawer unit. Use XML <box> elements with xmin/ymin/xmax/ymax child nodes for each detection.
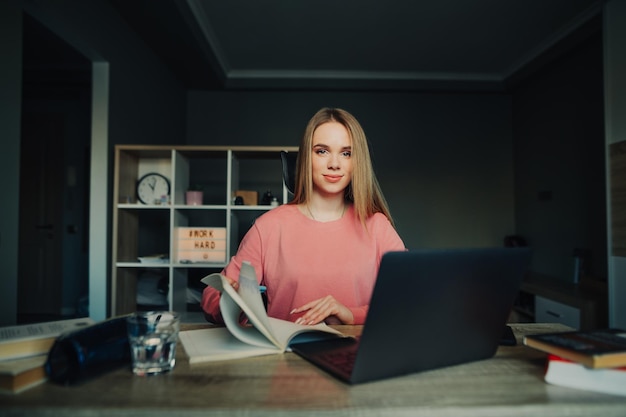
<box><xmin>535</xmin><ymin>295</ymin><xmax>581</xmax><ymax>329</ymax></box>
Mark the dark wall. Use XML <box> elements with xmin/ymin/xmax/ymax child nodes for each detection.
<box><xmin>19</xmin><ymin>0</ymin><xmax>188</xmax><ymax>149</ymax></box>
<box><xmin>20</xmin><ymin>13</ymin><xmax>92</xmax><ymax>317</ymax></box>
<box><xmin>7</xmin><ymin>0</ymin><xmax>189</xmax><ymax>320</ymax></box>
<box><xmin>512</xmin><ymin>31</ymin><xmax>606</xmax><ymax>281</ymax></box>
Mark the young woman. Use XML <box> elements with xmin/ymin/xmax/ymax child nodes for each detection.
<box><xmin>201</xmin><ymin>107</ymin><xmax>405</xmax><ymax>325</ymax></box>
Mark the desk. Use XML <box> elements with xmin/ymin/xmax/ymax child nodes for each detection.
<box><xmin>2</xmin><ymin>323</ymin><xmax>625</xmax><ymax>417</ymax></box>
<box><xmin>518</xmin><ymin>274</ymin><xmax>608</xmax><ymax>329</ymax></box>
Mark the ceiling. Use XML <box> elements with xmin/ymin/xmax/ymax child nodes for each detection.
<box><xmin>107</xmin><ymin>0</ymin><xmax>604</xmax><ymax>92</ymax></box>
<box><xmin>25</xmin><ymin>0</ymin><xmax>603</xmax><ymax>93</ymax></box>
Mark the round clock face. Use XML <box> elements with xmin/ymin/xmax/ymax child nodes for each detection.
<box><xmin>136</xmin><ymin>173</ymin><xmax>170</xmax><ymax>204</ymax></box>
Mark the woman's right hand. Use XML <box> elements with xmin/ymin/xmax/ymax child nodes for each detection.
<box><xmin>224</xmin><ymin>276</ymin><xmax>239</xmax><ymax>291</ymax></box>
<box><xmin>290</xmin><ymin>295</ymin><xmax>354</xmax><ymax>325</ymax></box>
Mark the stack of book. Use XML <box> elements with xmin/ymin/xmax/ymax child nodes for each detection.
<box><xmin>0</xmin><ymin>317</ymin><xmax>94</xmax><ymax>394</ymax></box>
<box><xmin>523</xmin><ymin>328</ymin><xmax>626</xmax><ymax>397</ymax></box>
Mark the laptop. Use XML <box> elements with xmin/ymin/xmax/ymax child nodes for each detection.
<box><xmin>291</xmin><ymin>247</ymin><xmax>531</xmax><ymax>384</ymax></box>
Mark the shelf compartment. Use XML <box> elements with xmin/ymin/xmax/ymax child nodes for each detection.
<box><xmin>116</xmin><ymin>208</ymin><xmax>170</xmax><ymax>263</ymax></box>
<box><xmin>173</xmin><ymin>267</ymin><xmax>221</xmax><ymax>323</ymax></box>
<box><xmin>174</xmin><ymin>150</ymin><xmax>228</xmax><ymax>205</ymax></box>
<box><xmin>113</xmin><ymin>267</ymin><xmax>166</xmax><ymax>315</ymax></box>
<box><xmin>116</xmin><ymin>148</ymin><xmax>173</xmax><ymax>205</ymax></box>
<box><xmin>231</xmin><ymin>150</ymin><xmax>286</xmax><ymax>205</ymax></box>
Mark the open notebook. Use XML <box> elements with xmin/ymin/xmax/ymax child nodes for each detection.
<box><xmin>291</xmin><ymin>247</ymin><xmax>531</xmax><ymax>384</ymax></box>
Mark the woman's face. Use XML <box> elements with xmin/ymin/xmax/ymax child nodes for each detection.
<box><xmin>310</xmin><ymin>122</ymin><xmax>353</xmax><ymax>197</ymax></box>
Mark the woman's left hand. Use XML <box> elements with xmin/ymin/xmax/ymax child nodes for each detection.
<box><xmin>290</xmin><ymin>295</ymin><xmax>354</xmax><ymax>325</ymax></box>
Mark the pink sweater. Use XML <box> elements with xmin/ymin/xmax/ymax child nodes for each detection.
<box><xmin>201</xmin><ymin>204</ymin><xmax>405</xmax><ymax>325</ymax></box>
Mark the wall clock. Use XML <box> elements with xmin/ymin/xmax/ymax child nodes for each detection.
<box><xmin>136</xmin><ymin>172</ymin><xmax>170</xmax><ymax>204</ymax></box>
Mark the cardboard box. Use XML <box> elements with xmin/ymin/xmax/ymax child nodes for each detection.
<box><xmin>234</xmin><ymin>190</ymin><xmax>258</xmax><ymax>206</ymax></box>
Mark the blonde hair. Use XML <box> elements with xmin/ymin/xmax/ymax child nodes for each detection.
<box><xmin>291</xmin><ymin>107</ymin><xmax>395</xmax><ymax>227</ymax></box>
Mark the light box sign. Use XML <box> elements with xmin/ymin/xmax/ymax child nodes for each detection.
<box><xmin>176</xmin><ymin>227</ymin><xmax>226</xmax><ymax>263</ymax></box>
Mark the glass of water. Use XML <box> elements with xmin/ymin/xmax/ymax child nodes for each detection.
<box><xmin>126</xmin><ymin>311</ymin><xmax>180</xmax><ymax>376</ymax></box>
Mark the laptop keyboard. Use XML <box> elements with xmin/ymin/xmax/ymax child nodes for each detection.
<box><xmin>316</xmin><ymin>345</ymin><xmax>358</xmax><ymax>375</ymax></box>
<box><xmin>291</xmin><ymin>336</ymin><xmax>361</xmax><ymax>382</ymax></box>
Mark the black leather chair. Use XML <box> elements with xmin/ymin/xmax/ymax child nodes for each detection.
<box><xmin>280</xmin><ymin>150</ymin><xmax>298</xmax><ymax>195</ymax></box>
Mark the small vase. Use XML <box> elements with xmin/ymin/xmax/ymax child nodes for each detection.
<box><xmin>185</xmin><ymin>191</ymin><xmax>203</xmax><ymax>205</ymax></box>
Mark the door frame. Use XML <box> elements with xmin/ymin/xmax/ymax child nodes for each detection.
<box><xmin>89</xmin><ymin>62</ymin><xmax>109</xmax><ymax>321</ymax></box>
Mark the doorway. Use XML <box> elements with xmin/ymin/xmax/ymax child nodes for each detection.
<box><xmin>18</xmin><ymin>14</ymin><xmax>92</xmax><ymax>323</ymax></box>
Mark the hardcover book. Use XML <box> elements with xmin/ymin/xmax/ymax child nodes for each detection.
<box><xmin>0</xmin><ymin>355</ymin><xmax>47</xmax><ymax>394</ymax></box>
<box><xmin>544</xmin><ymin>354</ymin><xmax>626</xmax><ymax>397</ymax></box>
<box><xmin>523</xmin><ymin>328</ymin><xmax>626</xmax><ymax>369</ymax></box>
<box><xmin>0</xmin><ymin>317</ymin><xmax>95</xmax><ymax>361</ymax></box>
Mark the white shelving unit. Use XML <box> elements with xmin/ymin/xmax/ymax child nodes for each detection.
<box><xmin>111</xmin><ymin>145</ymin><xmax>298</xmax><ymax>322</ymax></box>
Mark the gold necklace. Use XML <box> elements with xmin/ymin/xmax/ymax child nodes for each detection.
<box><xmin>306</xmin><ymin>204</ymin><xmax>316</xmax><ymax>220</ymax></box>
<box><xmin>306</xmin><ymin>204</ymin><xmax>346</xmax><ymax>221</ymax></box>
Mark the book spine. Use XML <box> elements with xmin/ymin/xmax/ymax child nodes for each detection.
<box><xmin>523</xmin><ymin>337</ymin><xmax>594</xmax><ymax>367</ymax></box>
<box><xmin>0</xmin><ymin>318</ymin><xmax>94</xmax><ymax>342</ymax></box>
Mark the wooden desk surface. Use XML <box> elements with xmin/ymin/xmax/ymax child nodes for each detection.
<box><xmin>2</xmin><ymin>323</ymin><xmax>625</xmax><ymax>417</ymax></box>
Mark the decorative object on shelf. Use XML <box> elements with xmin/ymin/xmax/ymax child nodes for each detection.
<box><xmin>185</xmin><ymin>189</ymin><xmax>203</xmax><ymax>206</ymax></box>
<box><xmin>137</xmin><ymin>254</ymin><xmax>169</xmax><ymax>264</ymax></box>
<box><xmin>261</xmin><ymin>189</ymin><xmax>275</xmax><ymax>205</ymax></box>
<box><xmin>136</xmin><ymin>172</ymin><xmax>170</xmax><ymax>205</ymax></box>
<box><xmin>234</xmin><ymin>190</ymin><xmax>258</xmax><ymax>206</ymax></box>
<box><xmin>176</xmin><ymin>227</ymin><xmax>226</xmax><ymax>263</ymax></box>
<box><xmin>119</xmin><ymin>195</ymin><xmax>134</xmax><ymax>204</ymax></box>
